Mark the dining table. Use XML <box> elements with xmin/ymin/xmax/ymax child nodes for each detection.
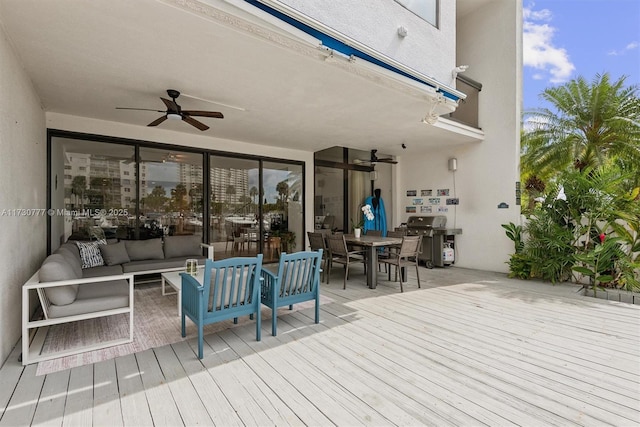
<box><xmin>343</xmin><ymin>234</ymin><xmax>403</xmax><ymax>289</ymax></box>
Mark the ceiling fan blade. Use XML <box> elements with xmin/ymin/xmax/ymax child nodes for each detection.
<box><xmin>379</xmin><ymin>159</ymin><xmax>398</xmax><ymax>164</ymax></box>
<box><xmin>116</xmin><ymin>107</ymin><xmax>164</xmax><ymax>112</ymax></box>
<box><xmin>148</xmin><ymin>116</ymin><xmax>167</xmax><ymax>127</ymax></box>
<box><xmin>182</xmin><ymin>110</ymin><xmax>224</xmax><ymax>119</ymax></box>
<box><xmin>182</xmin><ymin>115</ymin><xmax>209</xmax><ymax>131</ymax></box>
<box><xmin>160</xmin><ymin>97</ymin><xmax>180</xmax><ymax>112</ymax></box>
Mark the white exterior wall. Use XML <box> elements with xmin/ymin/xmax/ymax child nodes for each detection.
<box><xmin>0</xmin><ymin>26</ymin><xmax>47</xmax><ymax>363</ymax></box>
<box><xmin>453</xmin><ymin>1</ymin><xmax>522</xmax><ymax>271</ymax></box>
<box><xmin>281</xmin><ymin>0</ymin><xmax>456</xmax><ymax>84</ymax></box>
<box><xmin>394</xmin><ymin>1</ymin><xmax>522</xmax><ymax>272</ymax></box>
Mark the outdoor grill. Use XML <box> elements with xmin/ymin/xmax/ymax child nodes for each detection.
<box><xmin>406</xmin><ymin>215</ymin><xmax>462</xmax><ymax>268</ymax></box>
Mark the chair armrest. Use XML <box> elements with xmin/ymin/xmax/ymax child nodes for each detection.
<box><xmin>25</xmin><ymin>273</ymin><xmax>134</xmax><ymax>290</ymax></box>
<box><xmin>180</xmin><ymin>272</ymin><xmax>204</xmax><ymax>292</ymax></box>
<box><xmin>200</xmin><ymin>243</ymin><xmax>215</xmax><ymax>260</ymax></box>
<box><xmin>260</xmin><ymin>269</ymin><xmax>278</xmax><ymax>302</ymax></box>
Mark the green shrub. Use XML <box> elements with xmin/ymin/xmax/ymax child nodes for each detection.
<box><xmin>504</xmin><ymin>165</ymin><xmax>640</xmax><ymax>290</ymax></box>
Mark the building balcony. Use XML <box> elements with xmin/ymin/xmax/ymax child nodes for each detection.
<box><xmin>448</xmin><ymin>74</ymin><xmax>482</xmax><ymax>129</ymax></box>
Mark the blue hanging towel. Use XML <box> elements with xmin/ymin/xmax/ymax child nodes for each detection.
<box><xmin>363</xmin><ymin>194</ymin><xmax>387</xmax><ymax>236</ymax></box>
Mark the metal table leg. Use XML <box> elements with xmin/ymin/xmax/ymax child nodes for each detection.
<box><xmin>367</xmin><ymin>246</ymin><xmax>378</xmax><ymax>289</ymax></box>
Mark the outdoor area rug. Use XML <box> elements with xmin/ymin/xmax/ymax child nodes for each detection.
<box><xmin>36</xmin><ymin>281</ymin><xmax>332</xmax><ymax>375</ymax></box>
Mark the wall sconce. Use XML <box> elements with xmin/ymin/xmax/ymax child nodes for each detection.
<box><xmin>448</xmin><ymin>158</ymin><xmax>457</xmax><ymax>171</ymax></box>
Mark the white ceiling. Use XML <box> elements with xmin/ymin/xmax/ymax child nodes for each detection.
<box><xmin>0</xmin><ymin>0</ymin><xmax>483</xmax><ymax>157</ymax></box>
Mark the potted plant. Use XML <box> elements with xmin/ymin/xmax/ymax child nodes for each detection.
<box><xmin>351</xmin><ymin>204</ymin><xmax>374</xmax><ymax>238</ymax></box>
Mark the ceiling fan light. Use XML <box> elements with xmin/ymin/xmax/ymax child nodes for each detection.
<box><xmin>167</xmin><ymin>113</ymin><xmax>182</xmax><ymax>121</ymax></box>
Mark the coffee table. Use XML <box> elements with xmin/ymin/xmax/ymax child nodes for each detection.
<box><xmin>161</xmin><ymin>269</ymin><xmax>204</xmax><ymax>317</ymax></box>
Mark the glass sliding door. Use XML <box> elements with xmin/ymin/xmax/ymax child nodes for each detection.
<box><xmin>49</xmin><ymin>131</ymin><xmax>306</xmax><ymax>260</ymax></box>
<box><xmin>210</xmin><ymin>155</ymin><xmax>260</xmax><ymax>259</ymax></box>
<box><xmin>50</xmin><ymin>137</ymin><xmax>136</xmax><ymax>247</ymax></box>
<box><xmin>263</xmin><ymin>161</ymin><xmax>303</xmax><ymax>260</ymax></box>
<box><xmin>138</xmin><ymin>148</ymin><xmax>204</xmax><ymax>239</ymax></box>
<box><xmin>314</xmin><ymin>166</ymin><xmax>344</xmax><ymax>232</ymax></box>
<box><xmin>348</xmin><ymin>169</ymin><xmax>370</xmax><ymax>232</ymax></box>
<box><xmin>209</xmin><ymin>156</ymin><xmax>303</xmax><ymax>261</ymax></box>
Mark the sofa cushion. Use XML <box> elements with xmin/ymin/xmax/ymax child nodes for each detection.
<box><xmin>39</xmin><ymin>254</ymin><xmax>80</xmax><ymax>305</ymax></box>
<box><xmin>76</xmin><ymin>240</ymin><xmax>107</xmax><ymax>268</ymax></box>
<box><xmin>40</xmin><ymin>254</ymin><xmax>80</xmax><ymax>282</ymax></box>
<box><xmin>81</xmin><ymin>265</ymin><xmax>124</xmax><ymax>278</ymax></box>
<box><xmin>54</xmin><ymin>246</ymin><xmax>82</xmax><ymax>278</ymax></box>
<box><xmin>47</xmin><ymin>279</ymin><xmax>130</xmax><ymax>318</ymax></box>
<box><xmin>164</xmin><ymin>235</ymin><xmax>202</xmax><ymax>259</ymax></box>
<box><xmin>125</xmin><ymin>238</ymin><xmax>164</xmax><ymax>261</ymax></box>
<box><xmin>99</xmin><ymin>241</ymin><xmax>131</xmax><ymax>266</ymax></box>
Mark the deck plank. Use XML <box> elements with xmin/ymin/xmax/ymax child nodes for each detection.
<box><xmin>61</xmin><ymin>364</ymin><xmax>94</xmax><ymax>426</ymax></box>
<box><xmin>170</xmin><ymin>340</ymin><xmax>245</xmax><ymax>426</ymax></box>
<box><xmin>135</xmin><ymin>349</ymin><xmax>184</xmax><ymax>426</ymax></box>
<box><xmin>0</xmin><ymin>344</ymin><xmax>27</xmax><ymax>422</ymax></box>
<box><xmin>0</xmin><ymin>364</ymin><xmax>44</xmax><ymax>426</ymax></box>
<box><xmin>92</xmin><ymin>358</ymin><xmax>123</xmax><ymax>427</ymax></box>
<box><xmin>152</xmin><ymin>344</ymin><xmax>214</xmax><ymax>426</ymax></box>
<box><xmin>322</xmin><ymin>284</ymin><xmax>640</xmax><ymax>425</ymax></box>
<box><xmin>31</xmin><ymin>369</ymin><xmax>70</xmax><ymax>427</ymax></box>
<box><xmin>115</xmin><ymin>353</ymin><xmax>153</xmax><ymax>426</ymax></box>
<box><xmin>3</xmin><ymin>267</ymin><xmax>640</xmax><ymax>426</ymax></box>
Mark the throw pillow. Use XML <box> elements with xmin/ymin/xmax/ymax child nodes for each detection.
<box><xmin>164</xmin><ymin>235</ymin><xmax>202</xmax><ymax>259</ymax></box>
<box><xmin>75</xmin><ymin>240</ymin><xmax>106</xmax><ymax>269</ymax></box>
<box><xmin>124</xmin><ymin>238</ymin><xmax>164</xmax><ymax>261</ymax></box>
<box><xmin>99</xmin><ymin>241</ymin><xmax>131</xmax><ymax>266</ymax></box>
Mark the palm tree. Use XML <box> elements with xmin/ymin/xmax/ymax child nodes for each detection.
<box><xmin>522</xmin><ymin>73</ymin><xmax>640</xmax><ymax>183</ymax></box>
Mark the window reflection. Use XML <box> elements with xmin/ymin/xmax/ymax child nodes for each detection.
<box><xmin>263</xmin><ymin>161</ymin><xmax>303</xmax><ymax>258</ymax></box>
<box><xmin>209</xmin><ymin>156</ymin><xmax>260</xmax><ymax>259</ymax></box>
<box><xmin>52</xmin><ymin>139</ymin><xmax>136</xmax><ymax>243</ymax></box>
<box><xmin>50</xmin><ymin>134</ymin><xmax>304</xmax><ymax>262</ymax></box>
<box><xmin>139</xmin><ymin>148</ymin><xmax>204</xmax><ymax>239</ymax></box>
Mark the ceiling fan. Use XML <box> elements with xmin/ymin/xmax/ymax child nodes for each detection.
<box><xmin>116</xmin><ymin>89</ymin><xmax>224</xmax><ymax>131</ymax></box>
<box><xmin>368</xmin><ymin>149</ymin><xmax>398</xmax><ymax>164</ymax></box>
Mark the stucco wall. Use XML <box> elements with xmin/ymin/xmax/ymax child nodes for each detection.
<box><xmin>0</xmin><ymin>26</ymin><xmax>47</xmax><ymax>364</ymax></box>
<box><xmin>281</xmin><ymin>0</ymin><xmax>456</xmax><ymax>84</ymax></box>
<box><xmin>395</xmin><ymin>0</ymin><xmax>522</xmax><ymax>272</ymax></box>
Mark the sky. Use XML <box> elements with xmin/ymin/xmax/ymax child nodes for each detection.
<box><xmin>523</xmin><ymin>0</ymin><xmax>640</xmax><ymax>112</ymax></box>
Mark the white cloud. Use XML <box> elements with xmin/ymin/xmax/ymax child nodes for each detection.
<box><xmin>607</xmin><ymin>41</ymin><xmax>639</xmax><ymax>56</ymax></box>
<box><xmin>523</xmin><ymin>3</ymin><xmax>575</xmax><ymax>83</ymax></box>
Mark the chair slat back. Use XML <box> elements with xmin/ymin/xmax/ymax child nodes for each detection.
<box><xmin>365</xmin><ymin>230</ymin><xmax>382</xmax><ymax>237</ymax></box>
<box><xmin>327</xmin><ymin>234</ymin><xmax>348</xmax><ymax>256</ymax></box>
<box><xmin>399</xmin><ymin>235</ymin><xmax>422</xmax><ymax>258</ymax></box>
<box><xmin>308</xmin><ymin>232</ymin><xmax>327</xmax><ymax>252</ymax></box>
<box><xmin>203</xmin><ymin>255</ymin><xmax>263</xmax><ymax>312</ymax></box>
<box><xmin>387</xmin><ymin>230</ymin><xmax>406</xmax><ymax>238</ymax></box>
<box><xmin>275</xmin><ymin>250</ymin><xmax>322</xmax><ymax>297</ymax></box>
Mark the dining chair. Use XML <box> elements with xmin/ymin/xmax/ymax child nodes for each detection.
<box><xmin>326</xmin><ymin>234</ymin><xmax>366</xmax><ymax>289</ymax></box>
<box><xmin>364</xmin><ymin>229</ymin><xmax>382</xmax><ymax>236</ymax></box>
<box><xmin>378</xmin><ymin>235</ymin><xmax>422</xmax><ymax>292</ymax></box>
<box><xmin>308</xmin><ymin>231</ymin><xmax>329</xmax><ymax>282</ymax></box>
<box><xmin>245</xmin><ymin>227</ymin><xmax>259</xmax><ymax>254</ymax></box>
<box><xmin>224</xmin><ymin>223</ymin><xmax>245</xmax><ymax>254</ymax></box>
<box><xmin>382</xmin><ymin>230</ymin><xmax>406</xmax><ymax>260</ymax></box>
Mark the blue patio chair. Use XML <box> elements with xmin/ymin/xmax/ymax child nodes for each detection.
<box><xmin>260</xmin><ymin>250</ymin><xmax>322</xmax><ymax>336</ymax></box>
<box><xmin>181</xmin><ymin>255</ymin><xmax>263</xmax><ymax>359</ymax></box>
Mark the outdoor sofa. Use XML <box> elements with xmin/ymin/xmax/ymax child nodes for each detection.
<box><xmin>21</xmin><ymin>235</ymin><xmax>214</xmax><ymax>365</ymax></box>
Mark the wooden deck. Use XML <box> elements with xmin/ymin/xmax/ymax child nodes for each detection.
<box><xmin>1</xmin><ymin>266</ymin><xmax>639</xmax><ymax>426</ymax></box>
